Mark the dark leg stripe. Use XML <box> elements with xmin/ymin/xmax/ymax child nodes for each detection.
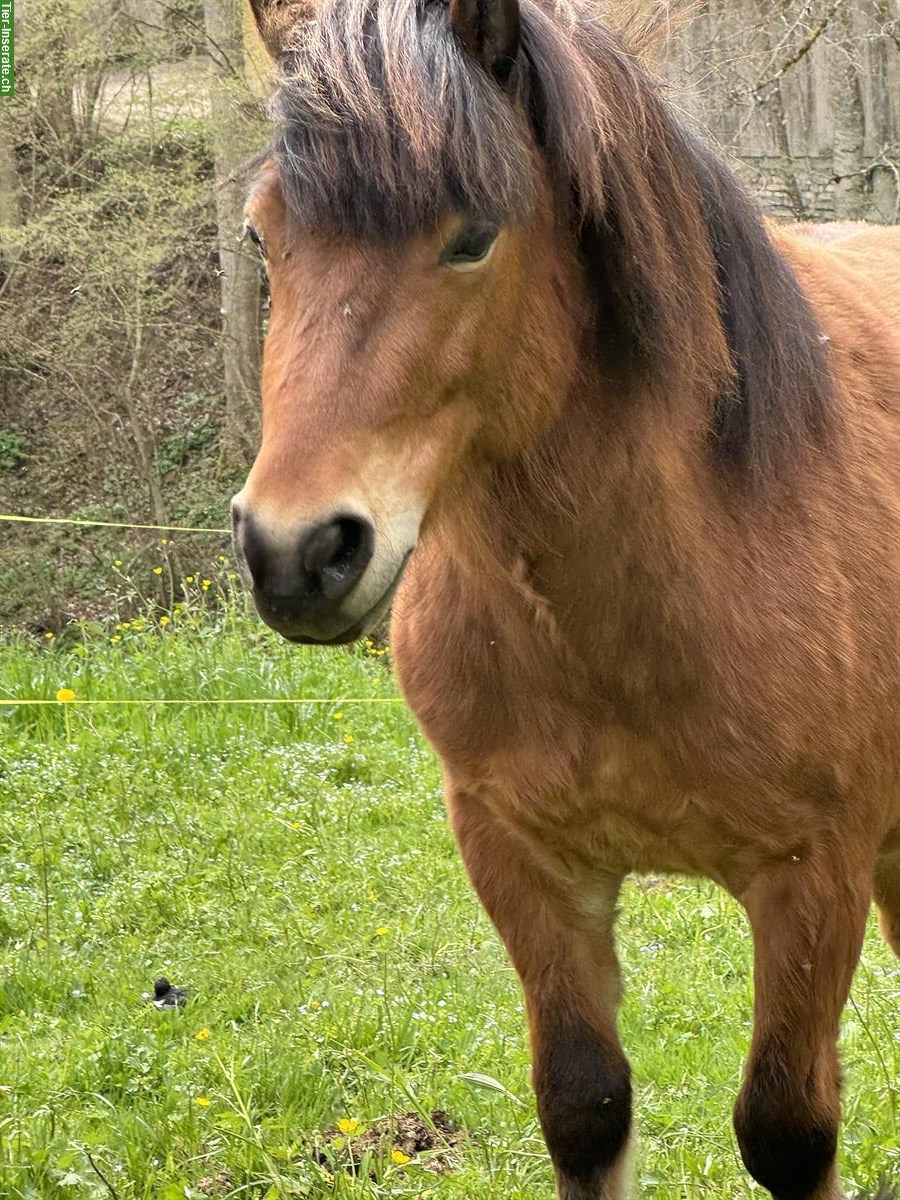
<box><xmin>734</xmin><ymin>1045</ymin><xmax>838</xmax><ymax>1200</ymax></box>
<box><xmin>535</xmin><ymin>1016</ymin><xmax>632</xmax><ymax>1183</ymax></box>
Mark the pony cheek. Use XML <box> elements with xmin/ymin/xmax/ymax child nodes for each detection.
<box><xmin>469</xmin><ymin>372</ymin><xmax>568</xmax><ymax>461</ymax></box>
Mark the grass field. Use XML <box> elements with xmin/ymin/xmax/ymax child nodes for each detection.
<box><xmin>0</xmin><ymin>585</ymin><xmax>897</xmax><ymax>1199</ymax></box>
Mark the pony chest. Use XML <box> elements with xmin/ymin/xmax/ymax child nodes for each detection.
<box><xmin>477</xmin><ymin>725</ymin><xmax>739</xmax><ymax>878</ymax></box>
<box><xmin>394</xmin><ymin>565</ymin><xmax>737</xmax><ymax>874</ymax></box>
<box><xmin>581</xmin><ymin>730</ymin><xmax>713</xmax><ymax>874</ymax></box>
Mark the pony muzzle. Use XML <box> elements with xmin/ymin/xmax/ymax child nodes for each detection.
<box><xmin>231</xmin><ymin>496</ymin><xmax>413</xmax><ymax>644</ymax></box>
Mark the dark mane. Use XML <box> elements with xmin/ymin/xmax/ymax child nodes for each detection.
<box><xmin>270</xmin><ymin>0</ymin><xmax>834</xmax><ymax>479</ymax></box>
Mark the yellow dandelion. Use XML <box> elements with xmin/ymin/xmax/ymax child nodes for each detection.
<box><xmin>185</xmin><ymin>575</ymin><xmax>194</xmax><ymax>584</ymax></box>
<box><xmin>375</xmin><ymin>926</ymin><xmax>390</xmax><ymax>937</ymax></box>
<box><xmin>391</xmin><ymin>1150</ymin><xmax>411</xmax><ymax>1165</ymax></box>
<box><xmin>201</xmin><ymin>580</ymin><xmax>211</xmax><ymax>590</ymax></box>
<box><xmin>333</xmin><ymin>711</ymin><xmax>344</xmax><ymax>720</ymax></box>
<box><xmin>55</xmin><ymin>688</ymin><xmax>76</xmax><ymax>703</ymax></box>
<box><xmin>153</xmin><ymin>566</ymin><xmax>163</xmax><ymax>576</ymax></box>
<box><xmin>194</xmin><ymin>1028</ymin><xmax>211</xmax><ymax>1041</ymax></box>
<box><xmin>109</xmin><ymin>635</ymin><xmax>121</xmax><ymax>644</ymax></box>
<box><xmin>343</xmin><ymin>734</ymin><xmax>354</xmax><ymax>744</ymax></box>
<box><xmin>194</xmin><ymin>1096</ymin><xmax>212</xmax><ymax>1107</ymax></box>
<box><xmin>44</xmin><ymin>631</ymin><xmax>54</xmax><ymax>639</ymax></box>
<box><xmin>337</xmin><ymin>1118</ymin><xmax>360</xmax><ymax>1136</ymax></box>
<box><xmin>160</xmin><ymin>538</ymin><xmax>169</xmax><ymax>546</ymax></box>
<box><xmin>160</xmin><ymin>615</ymin><xmax>171</xmax><ymax>626</ymax></box>
<box><xmin>113</xmin><ymin>559</ymin><xmax>123</xmax><ymax>567</ymax></box>
<box><xmin>217</xmin><ymin>555</ymin><xmax>227</xmax><ymax>564</ymax></box>
<box><xmin>227</xmin><ymin>571</ymin><xmax>237</xmax><ymax>581</ymax></box>
<box><xmin>368</xmin><ymin>890</ymin><xmax>379</xmax><ymax>903</ymax></box>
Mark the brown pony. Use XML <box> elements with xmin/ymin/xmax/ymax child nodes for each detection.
<box><xmin>231</xmin><ymin>0</ymin><xmax>900</xmax><ymax>1194</ymax></box>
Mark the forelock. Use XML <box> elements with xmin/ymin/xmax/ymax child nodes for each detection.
<box><xmin>270</xmin><ymin>0</ymin><xmax>536</xmax><ymax>237</ymax></box>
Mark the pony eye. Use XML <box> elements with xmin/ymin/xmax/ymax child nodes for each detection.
<box><xmin>441</xmin><ymin>223</ymin><xmax>499</xmax><ymax>270</ymax></box>
<box><xmin>243</xmin><ymin>221</ymin><xmax>267</xmax><ymax>258</ymax></box>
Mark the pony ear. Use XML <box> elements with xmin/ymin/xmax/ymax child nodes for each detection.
<box><xmin>248</xmin><ymin>0</ymin><xmax>313</xmax><ymax>60</ymax></box>
<box><xmin>449</xmin><ymin>0</ymin><xmax>520</xmax><ymax>86</ymax></box>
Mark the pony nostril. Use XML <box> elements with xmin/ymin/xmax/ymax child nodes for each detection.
<box><xmin>301</xmin><ymin>516</ymin><xmax>373</xmax><ymax>601</ymax></box>
<box><xmin>302</xmin><ymin>520</ymin><xmax>346</xmax><ymax>576</ymax></box>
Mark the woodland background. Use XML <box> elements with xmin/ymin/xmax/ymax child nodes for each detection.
<box><xmin>0</xmin><ymin>0</ymin><xmax>898</xmax><ymax>630</ymax></box>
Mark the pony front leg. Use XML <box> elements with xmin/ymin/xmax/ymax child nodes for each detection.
<box><xmin>733</xmin><ymin>855</ymin><xmax>871</xmax><ymax>1200</ymax></box>
<box><xmin>448</xmin><ymin>789</ymin><xmax>632</xmax><ymax>1200</ymax></box>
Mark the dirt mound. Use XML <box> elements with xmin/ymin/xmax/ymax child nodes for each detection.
<box><xmin>316</xmin><ymin>1109</ymin><xmax>465</xmax><ymax>1175</ymax></box>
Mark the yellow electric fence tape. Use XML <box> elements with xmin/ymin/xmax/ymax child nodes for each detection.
<box><xmin>0</xmin><ymin>513</ymin><xmax>230</xmax><ymax>534</ymax></box>
<box><xmin>0</xmin><ymin>513</ymin><xmax>403</xmax><ymax>708</ymax></box>
<box><xmin>0</xmin><ymin>698</ymin><xmax>404</xmax><ymax>706</ymax></box>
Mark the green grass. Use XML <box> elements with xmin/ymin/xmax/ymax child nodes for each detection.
<box><xmin>0</xmin><ymin>593</ymin><xmax>897</xmax><ymax>1199</ymax></box>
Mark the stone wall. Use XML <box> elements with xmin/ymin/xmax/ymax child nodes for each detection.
<box><xmin>667</xmin><ymin>0</ymin><xmax>900</xmax><ymax>223</ymax></box>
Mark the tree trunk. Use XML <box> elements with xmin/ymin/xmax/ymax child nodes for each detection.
<box><xmin>202</xmin><ymin>0</ymin><xmax>261</xmax><ymax>469</ymax></box>
<box><xmin>830</xmin><ymin>1</ymin><xmax>869</xmax><ymax>218</ymax></box>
